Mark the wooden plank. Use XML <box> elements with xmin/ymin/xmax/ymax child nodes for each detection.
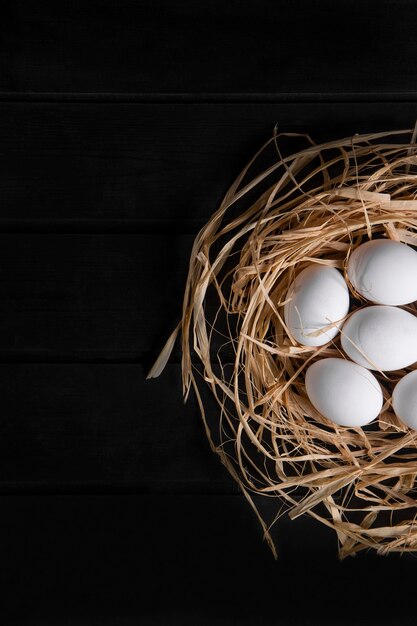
<box><xmin>0</xmin><ymin>233</ymin><xmax>195</xmax><ymax>361</ymax></box>
<box><xmin>0</xmin><ymin>363</ymin><xmax>230</xmax><ymax>491</ymax></box>
<box><xmin>0</xmin><ymin>493</ymin><xmax>414</xmax><ymax>623</ymax></box>
<box><xmin>2</xmin><ymin>1</ymin><xmax>417</xmax><ymax>95</ymax></box>
<box><xmin>0</xmin><ymin>102</ymin><xmax>416</xmax><ymax>227</ymax></box>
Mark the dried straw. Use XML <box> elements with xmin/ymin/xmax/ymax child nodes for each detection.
<box><xmin>148</xmin><ymin>125</ymin><xmax>417</xmax><ymax>559</ymax></box>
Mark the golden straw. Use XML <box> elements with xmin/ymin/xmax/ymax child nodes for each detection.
<box><xmin>149</xmin><ymin>126</ymin><xmax>417</xmax><ymax>559</ymax></box>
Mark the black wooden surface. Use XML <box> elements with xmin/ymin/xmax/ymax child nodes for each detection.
<box><xmin>2</xmin><ymin>0</ymin><xmax>417</xmax><ymax>95</ymax></box>
<box><xmin>2</xmin><ymin>2</ymin><xmax>417</xmax><ymax>624</ymax></box>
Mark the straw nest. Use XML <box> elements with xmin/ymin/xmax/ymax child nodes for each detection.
<box><xmin>148</xmin><ymin>126</ymin><xmax>417</xmax><ymax>559</ymax></box>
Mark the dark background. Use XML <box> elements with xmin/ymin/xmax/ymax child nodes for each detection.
<box><xmin>2</xmin><ymin>1</ymin><xmax>417</xmax><ymax>624</ymax></box>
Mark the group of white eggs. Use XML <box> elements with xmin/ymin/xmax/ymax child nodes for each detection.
<box><xmin>284</xmin><ymin>238</ymin><xmax>417</xmax><ymax>430</ymax></box>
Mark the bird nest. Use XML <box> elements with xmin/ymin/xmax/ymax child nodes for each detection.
<box><xmin>149</xmin><ymin>126</ymin><xmax>417</xmax><ymax>559</ymax></box>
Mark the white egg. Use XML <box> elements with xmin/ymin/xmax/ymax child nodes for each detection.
<box><xmin>305</xmin><ymin>357</ymin><xmax>383</xmax><ymax>427</ymax></box>
<box><xmin>284</xmin><ymin>265</ymin><xmax>350</xmax><ymax>346</ymax></box>
<box><xmin>347</xmin><ymin>239</ymin><xmax>417</xmax><ymax>305</ymax></box>
<box><xmin>341</xmin><ymin>305</ymin><xmax>417</xmax><ymax>371</ymax></box>
<box><xmin>392</xmin><ymin>370</ymin><xmax>417</xmax><ymax>430</ymax></box>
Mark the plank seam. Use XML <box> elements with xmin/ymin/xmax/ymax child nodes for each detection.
<box><xmin>2</xmin><ymin>91</ymin><xmax>417</xmax><ymax>104</ymax></box>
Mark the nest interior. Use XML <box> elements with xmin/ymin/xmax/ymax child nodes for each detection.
<box><xmin>149</xmin><ymin>127</ymin><xmax>417</xmax><ymax>559</ymax></box>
